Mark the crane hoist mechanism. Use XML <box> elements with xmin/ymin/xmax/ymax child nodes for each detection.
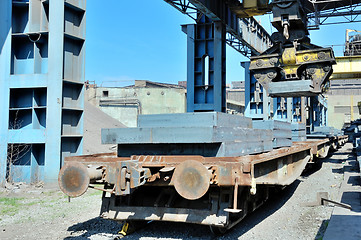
<box><xmin>248</xmin><ymin>0</ymin><xmax>336</xmax><ymax>97</ymax></box>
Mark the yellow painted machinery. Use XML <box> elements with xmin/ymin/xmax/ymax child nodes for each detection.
<box><xmin>249</xmin><ymin>0</ymin><xmax>336</xmax><ymax>97</ymax></box>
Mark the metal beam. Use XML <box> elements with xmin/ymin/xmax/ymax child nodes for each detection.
<box><xmin>331</xmin><ymin>56</ymin><xmax>361</xmax><ymax>77</ymax></box>
<box><xmin>307</xmin><ymin>3</ymin><xmax>361</xmax><ymax>29</ymax></box>
<box><xmin>164</xmin><ymin>0</ymin><xmax>273</xmax><ymax>56</ymax></box>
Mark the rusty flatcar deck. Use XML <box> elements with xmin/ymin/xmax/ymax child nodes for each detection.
<box><xmin>58</xmin><ymin>138</ymin><xmax>344</xmax><ymax>231</ymax></box>
<box><xmin>60</xmin><ymin>138</ymin><xmax>337</xmax><ymax>195</ymax></box>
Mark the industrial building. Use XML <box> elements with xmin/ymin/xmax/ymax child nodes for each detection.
<box><xmin>226</xmin><ymin>81</ymin><xmax>245</xmax><ymax>114</ymax></box>
<box><xmin>326</xmin><ymin>56</ymin><xmax>361</xmax><ymax>129</ymax></box>
<box><xmin>0</xmin><ymin>0</ymin><xmax>86</xmax><ymax>185</ymax></box>
<box><xmin>1</xmin><ymin>0</ymin><xmax>361</xmax><ymax>238</ymax></box>
<box><xmin>85</xmin><ymin>80</ymin><xmax>246</xmax><ymax>127</ymax></box>
<box><xmin>85</xmin><ymin>80</ymin><xmax>187</xmax><ymax>127</ymax></box>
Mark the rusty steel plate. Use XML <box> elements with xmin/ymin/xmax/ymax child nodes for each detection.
<box><xmin>173</xmin><ymin>160</ymin><xmax>210</xmax><ymax>200</ymax></box>
<box><xmin>58</xmin><ymin>162</ymin><xmax>90</xmax><ymax>198</ymax></box>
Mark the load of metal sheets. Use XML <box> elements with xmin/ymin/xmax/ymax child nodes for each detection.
<box><xmin>253</xmin><ymin>120</ymin><xmax>292</xmax><ymax>148</ymax></box>
<box><xmin>102</xmin><ymin>113</ymin><xmax>273</xmax><ymax>157</ymax></box>
<box><xmin>138</xmin><ymin>112</ymin><xmax>253</xmax><ymax>128</ymax></box>
<box><xmin>291</xmin><ymin>123</ymin><xmax>307</xmax><ymax>141</ymax></box>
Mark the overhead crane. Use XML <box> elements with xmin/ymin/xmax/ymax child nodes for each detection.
<box><xmin>165</xmin><ymin>0</ymin><xmax>361</xmax><ymax>99</ymax></box>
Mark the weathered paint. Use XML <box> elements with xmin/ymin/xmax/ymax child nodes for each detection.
<box><xmin>327</xmin><ymin>95</ymin><xmax>361</xmax><ymax>130</ymax></box>
<box><xmin>0</xmin><ymin>0</ymin><xmax>12</xmax><ymax>186</ymax></box>
<box><xmin>0</xmin><ymin>0</ymin><xmax>85</xmax><ymax>184</ymax></box>
<box><xmin>91</xmin><ymin>87</ymin><xmax>187</xmax><ymax>127</ymax></box>
<box><xmin>331</xmin><ymin>56</ymin><xmax>361</xmax><ymax>79</ymax></box>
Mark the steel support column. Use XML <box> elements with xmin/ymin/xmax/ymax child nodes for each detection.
<box><xmin>292</xmin><ymin>97</ymin><xmax>307</xmax><ymax>124</ymax></box>
<box><xmin>183</xmin><ymin>16</ymin><xmax>226</xmax><ymax>112</ymax></box>
<box><xmin>306</xmin><ymin>97</ymin><xmax>313</xmax><ymax>133</ymax></box>
<box><xmin>308</xmin><ymin>96</ymin><xmax>325</xmax><ymax>131</ymax></box>
<box><xmin>0</xmin><ymin>0</ymin><xmax>12</xmax><ymax>186</ymax></box>
<box><xmin>273</xmin><ymin>97</ymin><xmax>292</xmax><ymax>122</ymax></box>
<box><xmin>243</xmin><ymin>61</ymin><xmax>273</xmax><ymax>120</ymax></box>
<box><xmin>313</xmin><ymin>97</ymin><xmax>320</xmax><ymax>130</ymax></box>
<box><xmin>319</xmin><ymin>96</ymin><xmax>328</xmax><ymax>127</ymax></box>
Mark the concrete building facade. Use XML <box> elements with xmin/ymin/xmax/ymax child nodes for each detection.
<box><xmin>86</xmin><ymin>80</ymin><xmax>187</xmax><ymax>127</ymax></box>
<box><xmin>226</xmin><ymin>81</ymin><xmax>245</xmax><ymax>115</ymax></box>
<box><xmin>326</xmin><ymin>56</ymin><xmax>361</xmax><ymax>130</ymax></box>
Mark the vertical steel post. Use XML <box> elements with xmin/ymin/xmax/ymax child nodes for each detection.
<box><xmin>0</xmin><ymin>0</ymin><xmax>12</xmax><ymax>186</ymax></box>
<box><xmin>286</xmin><ymin>97</ymin><xmax>293</xmax><ymax>123</ymax></box>
<box><xmin>320</xmin><ymin>96</ymin><xmax>328</xmax><ymax>126</ymax></box>
<box><xmin>306</xmin><ymin>97</ymin><xmax>313</xmax><ymax>133</ymax></box>
<box><xmin>324</xmin><ymin>102</ymin><xmax>328</xmax><ymax>126</ymax></box>
<box><xmin>274</xmin><ymin>97</ymin><xmax>288</xmax><ymax>122</ymax></box>
<box><xmin>292</xmin><ymin>97</ymin><xmax>306</xmax><ymax>123</ymax></box>
<box><xmin>244</xmin><ymin>61</ymin><xmax>273</xmax><ymax>120</ymax></box>
<box><xmin>311</xmin><ymin>96</ymin><xmax>320</xmax><ymax>130</ymax></box>
<box><xmin>44</xmin><ymin>0</ymin><xmax>65</xmax><ymax>183</ymax></box>
<box><xmin>184</xmin><ymin>24</ymin><xmax>195</xmax><ymax>112</ymax></box>
<box><xmin>183</xmin><ymin>16</ymin><xmax>226</xmax><ymax>112</ymax></box>
<box><xmin>315</xmin><ymin>97</ymin><xmax>322</xmax><ymax>127</ymax></box>
<box><xmin>301</xmin><ymin>97</ymin><xmax>307</xmax><ymax>124</ymax></box>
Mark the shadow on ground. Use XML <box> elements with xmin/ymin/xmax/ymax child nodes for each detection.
<box><xmin>64</xmin><ymin>217</ymin><xmax>121</xmax><ymax>239</ymax></box>
<box><xmin>314</xmin><ymin>219</ymin><xmax>329</xmax><ymax>240</ymax></box>
<box><xmin>63</xmin><ymin>181</ymin><xmax>301</xmax><ymax>240</ymax></box>
<box><xmin>223</xmin><ymin>180</ymin><xmax>301</xmax><ymax>239</ymax></box>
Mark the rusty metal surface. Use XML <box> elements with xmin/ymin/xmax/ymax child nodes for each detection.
<box><xmin>59</xmin><ymin>138</ymin><xmax>337</xmax><ymax>199</ymax></box>
<box><xmin>253</xmin><ymin>151</ymin><xmax>310</xmax><ymax>186</ymax></box>
<box><xmin>294</xmin><ymin>139</ymin><xmax>330</xmax><ymax>159</ymax></box>
<box><xmin>64</xmin><ymin>152</ymin><xmax>128</xmax><ymax>164</ymax></box>
<box><xmin>172</xmin><ymin>160</ymin><xmax>210</xmax><ymax>200</ymax></box>
<box><xmin>58</xmin><ymin>162</ymin><xmax>91</xmax><ymax>198</ymax></box>
<box><xmin>57</xmin><ymin>136</ymin><xmax>350</xmax><ymax>228</ymax></box>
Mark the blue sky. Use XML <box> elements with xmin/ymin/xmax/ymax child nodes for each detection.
<box><xmin>85</xmin><ymin>0</ymin><xmax>361</xmax><ymax>86</ymax></box>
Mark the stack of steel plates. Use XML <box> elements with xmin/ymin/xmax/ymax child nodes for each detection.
<box><xmin>313</xmin><ymin>126</ymin><xmax>334</xmax><ymax>137</ymax></box>
<box><xmin>253</xmin><ymin>120</ymin><xmax>292</xmax><ymax>148</ymax></box>
<box><xmin>312</xmin><ymin>126</ymin><xmax>343</xmax><ymax>137</ymax></box>
<box><xmin>102</xmin><ymin>112</ymin><xmax>273</xmax><ymax>157</ymax></box>
<box><xmin>137</xmin><ymin>112</ymin><xmax>253</xmax><ymax>128</ymax></box>
<box><xmin>291</xmin><ymin>123</ymin><xmax>307</xmax><ymax>141</ymax></box>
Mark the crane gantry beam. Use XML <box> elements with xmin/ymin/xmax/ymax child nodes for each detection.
<box><xmin>307</xmin><ymin>3</ymin><xmax>361</xmax><ymax>29</ymax></box>
<box><xmin>164</xmin><ymin>0</ymin><xmax>274</xmax><ymax>56</ymax></box>
<box><xmin>165</xmin><ymin>0</ymin><xmax>361</xmax><ymax>52</ymax></box>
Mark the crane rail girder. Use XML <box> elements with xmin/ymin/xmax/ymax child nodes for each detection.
<box><xmin>164</xmin><ymin>0</ymin><xmax>274</xmax><ymax>56</ymax></box>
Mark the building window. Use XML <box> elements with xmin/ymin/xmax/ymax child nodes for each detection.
<box><xmin>103</xmin><ymin>91</ymin><xmax>109</xmax><ymax>97</ymax></box>
<box><xmin>9</xmin><ymin>88</ymin><xmax>47</xmax><ymax>130</ymax></box>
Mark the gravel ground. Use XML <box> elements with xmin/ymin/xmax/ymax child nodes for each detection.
<box><xmin>0</xmin><ymin>143</ymin><xmax>352</xmax><ymax>240</ymax></box>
